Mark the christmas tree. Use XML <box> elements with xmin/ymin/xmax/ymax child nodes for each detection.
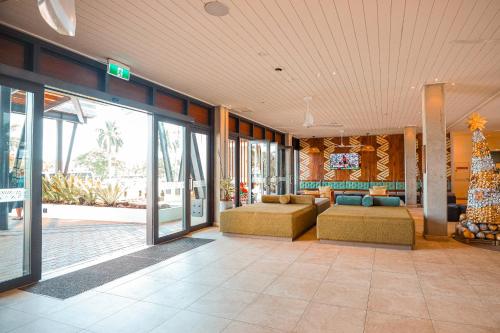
<box><xmin>458</xmin><ymin>113</ymin><xmax>500</xmax><ymax>241</ymax></box>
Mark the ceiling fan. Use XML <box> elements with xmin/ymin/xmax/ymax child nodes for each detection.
<box><xmin>302</xmin><ymin>97</ymin><xmax>343</xmax><ymax>129</ymax></box>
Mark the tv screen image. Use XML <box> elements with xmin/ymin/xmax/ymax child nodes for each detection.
<box><xmin>330</xmin><ymin>153</ymin><xmax>360</xmax><ymax>170</ymax></box>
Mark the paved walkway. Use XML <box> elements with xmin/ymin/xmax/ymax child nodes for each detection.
<box><xmin>0</xmin><ymin>218</ymin><xmax>147</xmax><ymax>281</ymax></box>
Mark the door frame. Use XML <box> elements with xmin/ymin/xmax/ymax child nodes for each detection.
<box><xmin>248</xmin><ymin>139</ymin><xmax>271</xmax><ymax>203</ymax></box>
<box><xmin>149</xmin><ymin>114</ymin><xmax>192</xmax><ymax>244</ymax></box>
<box><xmin>0</xmin><ymin>75</ymin><xmax>43</xmax><ymax>292</ymax></box>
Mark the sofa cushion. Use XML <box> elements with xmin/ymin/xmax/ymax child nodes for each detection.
<box><xmin>290</xmin><ymin>194</ymin><xmax>315</xmax><ymax>205</ymax></box>
<box><xmin>279</xmin><ymin>194</ymin><xmax>291</xmax><ymax>204</ymax></box>
<box><xmin>336</xmin><ymin>195</ymin><xmax>362</xmax><ymax>206</ymax></box>
<box><xmin>318</xmin><ymin>186</ymin><xmax>331</xmax><ymax>198</ymax></box>
<box><xmin>373</xmin><ymin>196</ymin><xmax>400</xmax><ymax>207</ymax></box>
<box><xmin>262</xmin><ymin>195</ymin><xmax>280</xmax><ymax>203</ymax></box>
<box><xmin>362</xmin><ymin>195</ymin><xmax>374</xmax><ymax>207</ymax></box>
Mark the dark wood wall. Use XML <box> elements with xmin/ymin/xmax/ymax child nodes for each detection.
<box><xmin>299</xmin><ymin>134</ymin><xmax>410</xmax><ymax>182</ymax></box>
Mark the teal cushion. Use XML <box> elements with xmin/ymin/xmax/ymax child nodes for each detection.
<box><xmin>336</xmin><ymin>195</ymin><xmax>362</xmax><ymax>206</ymax></box>
<box><xmin>373</xmin><ymin>196</ymin><xmax>400</xmax><ymax>207</ymax></box>
<box><xmin>362</xmin><ymin>195</ymin><xmax>373</xmax><ymax>207</ymax></box>
<box><xmin>333</xmin><ymin>181</ymin><xmax>345</xmax><ymax>190</ymax></box>
<box><xmin>386</xmin><ymin>182</ymin><xmax>396</xmax><ymax>190</ymax></box>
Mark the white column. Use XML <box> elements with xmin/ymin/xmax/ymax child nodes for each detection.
<box><xmin>404</xmin><ymin>126</ymin><xmax>417</xmax><ymax>206</ymax></box>
<box><xmin>214</xmin><ymin>106</ymin><xmax>229</xmax><ymax>225</ymax></box>
<box><xmin>422</xmin><ymin>83</ymin><xmax>448</xmax><ymax>239</ymax></box>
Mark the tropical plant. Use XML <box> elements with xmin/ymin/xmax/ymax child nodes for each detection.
<box><xmin>95</xmin><ymin>182</ymin><xmax>125</xmax><ymax>207</ymax></box>
<box><xmin>220</xmin><ymin>178</ymin><xmax>235</xmax><ymax>201</ymax></box>
<box><xmin>75</xmin><ymin>150</ymin><xmax>109</xmax><ymax>178</ymax></box>
<box><xmin>97</xmin><ymin>121</ymin><xmax>124</xmax><ymax>177</ymax></box>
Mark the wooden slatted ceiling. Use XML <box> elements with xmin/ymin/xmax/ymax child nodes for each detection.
<box><xmin>0</xmin><ymin>0</ymin><xmax>499</xmax><ymax>136</ymax></box>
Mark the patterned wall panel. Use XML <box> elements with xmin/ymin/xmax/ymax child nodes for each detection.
<box><xmin>298</xmin><ymin>134</ymin><xmax>416</xmax><ymax>182</ymax></box>
<box><xmin>323</xmin><ymin>138</ymin><xmax>336</xmax><ymax>180</ymax></box>
<box><xmin>349</xmin><ymin>136</ymin><xmax>361</xmax><ymax>180</ymax></box>
<box><xmin>376</xmin><ymin>135</ymin><xmax>389</xmax><ymax>181</ymax></box>
<box><xmin>299</xmin><ymin>139</ymin><xmax>311</xmax><ymax>180</ymax></box>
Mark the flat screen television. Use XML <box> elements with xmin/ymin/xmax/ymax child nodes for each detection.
<box><xmin>330</xmin><ymin>153</ymin><xmax>360</xmax><ymax>170</ymax></box>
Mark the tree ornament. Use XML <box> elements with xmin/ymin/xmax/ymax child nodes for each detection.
<box><xmin>464</xmin><ymin>113</ymin><xmax>500</xmax><ymax>226</ymax></box>
<box><xmin>467</xmin><ymin>112</ymin><xmax>487</xmax><ymax>131</ymax></box>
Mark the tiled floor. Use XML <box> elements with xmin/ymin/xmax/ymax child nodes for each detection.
<box><xmin>1</xmin><ymin>208</ymin><xmax>500</xmax><ymax>332</ymax></box>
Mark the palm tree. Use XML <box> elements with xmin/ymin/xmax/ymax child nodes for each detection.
<box><xmin>97</xmin><ymin>121</ymin><xmax>123</xmax><ymax>177</ymax></box>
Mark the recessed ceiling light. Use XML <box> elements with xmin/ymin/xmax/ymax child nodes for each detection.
<box><xmin>274</xmin><ymin>67</ymin><xmax>283</xmax><ymax>72</ymax></box>
<box><xmin>451</xmin><ymin>82</ymin><xmax>456</xmax><ymax>86</ymax></box>
<box><xmin>204</xmin><ymin>1</ymin><xmax>229</xmax><ymax>17</ymax></box>
<box><xmin>257</xmin><ymin>51</ymin><xmax>269</xmax><ymax>57</ymax></box>
<box><xmin>332</xmin><ymin>71</ymin><xmax>337</xmax><ymax>75</ymax></box>
<box><xmin>316</xmin><ymin>72</ymin><xmax>321</xmax><ymax>78</ymax></box>
<box><xmin>434</xmin><ymin>78</ymin><xmax>439</xmax><ymax>82</ymax></box>
<box><xmin>411</xmin><ymin>86</ymin><xmax>415</xmax><ymax>89</ymax></box>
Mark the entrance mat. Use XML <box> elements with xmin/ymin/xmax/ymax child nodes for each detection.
<box><xmin>21</xmin><ymin>237</ymin><xmax>214</xmax><ymax>299</ymax></box>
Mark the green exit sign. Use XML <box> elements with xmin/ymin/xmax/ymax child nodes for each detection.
<box><xmin>107</xmin><ymin>59</ymin><xmax>130</xmax><ymax>81</ymax></box>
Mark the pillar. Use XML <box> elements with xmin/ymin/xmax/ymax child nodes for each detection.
<box><xmin>214</xmin><ymin>106</ymin><xmax>229</xmax><ymax>225</ymax></box>
<box><xmin>422</xmin><ymin>83</ymin><xmax>448</xmax><ymax>239</ymax></box>
<box><xmin>404</xmin><ymin>126</ymin><xmax>417</xmax><ymax>206</ymax></box>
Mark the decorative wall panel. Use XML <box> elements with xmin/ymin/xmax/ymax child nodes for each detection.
<box><xmin>323</xmin><ymin>138</ymin><xmax>336</xmax><ymax>180</ymax></box>
<box><xmin>349</xmin><ymin>136</ymin><xmax>361</xmax><ymax>180</ymax></box>
<box><xmin>299</xmin><ymin>140</ymin><xmax>311</xmax><ymax>180</ymax></box>
<box><xmin>376</xmin><ymin>135</ymin><xmax>389</xmax><ymax>181</ymax></box>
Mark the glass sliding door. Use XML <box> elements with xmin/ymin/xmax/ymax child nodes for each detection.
<box><xmin>0</xmin><ymin>79</ymin><xmax>42</xmax><ymax>291</ymax></box>
<box><xmin>239</xmin><ymin>138</ymin><xmax>249</xmax><ymax>205</ymax></box>
<box><xmin>190</xmin><ymin>131</ymin><xmax>209</xmax><ymax>227</ymax></box>
<box><xmin>249</xmin><ymin>141</ymin><xmax>268</xmax><ymax>203</ymax></box>
<box><xmin>269</xmin><ymin>142</ymin><xmax>278</xmax><ymax>195</ymax></box>
<box><xmin>156</xmin><ymin>118</ymin><xmax>187</xmax><ymax>240</ymax></box>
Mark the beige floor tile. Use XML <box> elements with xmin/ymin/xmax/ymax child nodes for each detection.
<box><xmin>432</xmin><ymin>320</ymin><xmax>499</xmax><ymax>333</ymax></box>
<box><xmin>364</xmin><ymin>311</ymin><xmax>434</xmax><ymax>333</ymax></box>
<box><xmin>420</xmin><ymin>276</ymin><xmax>477</xmax><ymax>298</ymax></box>
<box><xmin>370</xmin><ymin>271</ymin><xmax>421</xmax><ymax>294</ymax></box>
<box><xmin>313</xmin><ymin>281</ymin><xmax>369</xmax><ymax>309</ymax></box>
<box><xmin>182</xmin><ymin>266</ymin><xmax>239</xmax><ymax>286</ymax></box>
<box><xmin>188</xmin><ymin>287</ymin><xmax>258</xmax><ymax>319</ymax></box>
<box><xmin>368</xmin><ymin>289</ymin><xmax>429</xmax><ymax>319</ymax></box>
<box><xmin>6</xmin><ymin>293</ymin><xmax>68</xmax><ymax>316</ymax></box>
<box><xmin>426</xmin><ymin>295</ymin><xmax>499</xmax><ymax>328</ymax></box>
<box><xmin>236</xmin><ymin>294</ymin><xmax>308</xmax><ymax>332</ymax></box>
<box><xmin>222</xmin><ymin>270</ymin><xmax>278</xmax><ymax>293</ymax></box>
<box><xmin>295</xmin><ymin>302</ymin><xmax>365</xmax><ymax>333</ymax></box>
<box><xmin>295</xmin><ymin>248</ymin><xmax>339</xmax><ymax>266</ymax></box>
<box><xmin>144</xmin><ymin>281</ymin><xmax>213</xmax><ymax>309</ymax></box>
<box><xmin>282</xmin><ymin>262</ymin><xmax>329</xmax><ymax>281</ymax></box>
<box><xmin>373</xmin><ymin>258</ymin><xmax>416</xmax><ymax>275</ymax></box>
<box><xmin>105</xmin><ymin>276</ymin><xmax>171</xmax><ymax>300</ymax></box>
<box><xmin>211</xmin><ymin>255</ymin><xmax>260</xmax><ymax>270</ymax></box>
<box><xmin>87</xmin><ymin>301</ymin><xmax>178</xmax><ymax>333</ymax></box>
<box><xmin>8</xmin><ymin>318</ymin><xmax>81</xmax><ymax>333</ymax></box>
<box><xmin>331</xmin><ymin>255</ymin><xmax>373</xmax><ymax>271</ymax></box>
<box><xmin>413</xmin><ymin>262</ymin><xmax>464</xmax><ymax>279</ymax></box>
<box><xmin>146</xmin><ymin>261</ymin><xmax>201</xmax><ymax>280</ymax></box>
<box><xmin>0</xmin><ymin>307</ymin><xmax>39</xmax><ymax>333</ymax></box>
<box><xmin>324</xmin><ymin>268</ymin><xmax>372</xmax><ymax>287</ymax></box>
<box><xmin>222</xmin><ymin>321</ymin><xmax>282</xmax><ymax>333</ymax></box>
<box><xmin>264</xmin><ymin>276</ymin><xmax>321</xmax><ymax>300</ymax></box>
<box><xmin>245</xmin><ymin>259</ymin><xmax>291</xmax><ymax>275</ymax></box>
<box><xmin>46</xmin><ymin>293</ymin><xmax>136</xmax><ymax>328</ymax></box>
<box><xmin>150</xmin><ymin>310</ymin><xmax>230</xmax><ymax>333</ymax></box>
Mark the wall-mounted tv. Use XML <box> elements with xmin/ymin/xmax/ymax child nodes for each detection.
<box><xmin>330</xmin><ymin>153</ymin><xmax>360</xmax><ymax>170</ymax></box>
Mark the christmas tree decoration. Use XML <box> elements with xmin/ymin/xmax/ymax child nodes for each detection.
<box><xmin>455</xmin><ymin>113</ymin><xmax>500</xmax><ymax>245</ymax></box>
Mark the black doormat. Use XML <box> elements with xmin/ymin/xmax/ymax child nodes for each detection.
<box><xmin>21</xmin><ymin>237</ymin><xmax>214</xmax><ymax>299</ymax></box>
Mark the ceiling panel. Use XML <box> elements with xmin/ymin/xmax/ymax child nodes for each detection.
<box><xmin>0</xmin><ymin>0</ymin><xmax>499</xmax><ymax>137</ymax></box>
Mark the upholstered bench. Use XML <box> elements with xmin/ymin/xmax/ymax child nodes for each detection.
<box><xmin>317</xmin><ymin>205</ymin><xmax>415</xmax><ymax>249</ymax></box>
<box><xmin>220</xmin><ymin>195</ymin><xmax>316</xmax><ymax>240</ymax></box>
<box><xmin>315</xmin><ymin>197</ymin><xmax>330</xmax><ymax>215</ymax></box>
